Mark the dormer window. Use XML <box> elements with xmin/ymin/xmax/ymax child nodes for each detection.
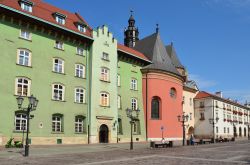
<box><xmin>19</xmin><ymin>0</ymin><xmax>33</xmax><ymax>12</ymax></box>
<box><xmin>78</xmin><ymin>25</ymin><xmax>86</xmax><ymax>33</ymax></box>
<box><xmin>53</xmin><ymin>12</ymin><xmax>67</xmax><ymax>25</ymax></box>
<box><xmin>75</xmin><ymin>21</ymin><xmax>87</xmax><ymax>33</ymax></box>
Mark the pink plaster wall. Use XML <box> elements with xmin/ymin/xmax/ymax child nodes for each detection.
<box><xmin>143</xmin><ymin>72</ymin><xmax>183</xmax><ymax>139</ymax></box>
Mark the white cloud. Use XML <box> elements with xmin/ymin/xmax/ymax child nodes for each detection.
<box><xmin>189</xmin><ymin>74</ymin><xmax>217</xmax><ymax>89</ymax></box>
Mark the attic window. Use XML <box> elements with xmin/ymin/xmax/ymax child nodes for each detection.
<box><xmin>78</xmin><ymin>25</ymin><xmax>86</xmax><ymax>33</ymax></box>
<box><xmin>53</xmin><ymin>12</ymin><xmax>67</xmax><ymax>25</ymax></box>
<box><xmin>19</xmin><ymin>0</ymin><xmax>33</xmax><ymax>12</ymax></box>
<box><xmin>75</xmin><ymin>22</ymin><xmax>87</xmax><ymax>33</ymax></box>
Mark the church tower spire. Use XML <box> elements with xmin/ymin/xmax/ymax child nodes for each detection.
<box><xmin>124</xmin><ymin>10</ymin><xmax>139</xmax><ymax>48</ymax></box>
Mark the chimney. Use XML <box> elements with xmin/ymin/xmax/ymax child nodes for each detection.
<box><xmin>215</xmin><ymin>91</ymin><xmax>222</xmax><ymax>98</ymax></box>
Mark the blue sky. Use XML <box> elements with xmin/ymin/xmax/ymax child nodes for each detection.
<box><xmin>45</xmin><ymin>0</ymin><xmax>250</xmax><ymax>103</ymax></box>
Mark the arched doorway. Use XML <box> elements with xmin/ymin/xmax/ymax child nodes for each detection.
<box><xmin>244</xmin><ymin>128</ymin><xmax>246</xmax><ymax>137</ymax></box>
<box><xmin>99</xmin><ymin>124</ymin><xmax>109</xmax><ymax>143</ymax></box>
<box><xmin>239</xmin><ymin>127</ymin><xmax>242</xmax><ymax>137</ymax></box>
<box><xmin>187</xmin><ymin>126</ymin><xmax>194</xmax><ymax>138</ymax></box>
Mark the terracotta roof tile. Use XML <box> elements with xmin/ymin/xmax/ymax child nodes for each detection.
<box><xmin>195</xmin><ymin>91</ymin><xmax>250</xmax><ymax>109</ymax></box>
<box><xmin>117</xmin><ymin>43</ymin><xmax>150</xmax><ymax>62</ymax></box>
<box><xmin>0</xmin><ymin>0</ymin><xmax>92</xmax><ymax>38</ymax></box>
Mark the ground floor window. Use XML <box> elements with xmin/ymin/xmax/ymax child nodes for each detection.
<box><xmin>75</xmin><ymin>116</ymin><xmax>85</xmax><ymax>133</ymax></box>
<box><xmin>15</xmin><ymin>113</ymin><xmax>27</xmax><ymax>131</ymax></box>
<box><xmin>52</xmin><ymin>114</ymin><xmax>63</xmax><ymax>132</ymax></box>
<box><xmin>133</xmin><ymin>120</ymin><xmax>140</xmax><ymax>135</ymax></box>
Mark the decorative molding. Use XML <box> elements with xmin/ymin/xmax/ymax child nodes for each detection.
<box><xmin>96</xmin><ymin>116</ymin><xmax>114</xmax><ymax>120</ymax></box>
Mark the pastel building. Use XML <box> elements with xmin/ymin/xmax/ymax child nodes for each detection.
<box><xmin>124</xmin><ymin>16</ymin><xmax>187</xmax><ymax>141</ymax></box>
<box><xmin>194</xmin><ymin>91</ymin><xmax>250</xmax><ymax>140</ymax></box>
<box><xmin>183</xmin><ymin>81</ymin><xmax>199</xmax><ymax>139</ymax></box>
<box><xmin>0</xmin><ymin>0</ymin><xmax>150</xmax><ymax>145</ymax></box>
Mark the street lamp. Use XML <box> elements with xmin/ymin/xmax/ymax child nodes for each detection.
<box><xmin>16</xmin><ymin>95</ymin><xmax>39</xmax><ymax>157</ymax></box>
<box><xmin>177</xmin><ymin>113</ymin><xmax>189</xmax><ymax>146</ymax></box>
<box><xmin>209</xmin><ymin>117</ymin><xmax>219</xmax><ymax>143</ymax></box>
<box><xmin>126</xmin><ymin>108</ymin><xmax>140</xmax><ymax>150</ymax></box>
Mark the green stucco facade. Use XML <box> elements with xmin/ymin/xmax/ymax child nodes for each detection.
<box><xmin>0</xmin><ymin>5</ymin><xmax>146</xmax><ymax>145</ymax></box>
<box><xmin>0</xmin><ymin>17</ymin><xmax>90</xmax><ymax>145</ymax></box>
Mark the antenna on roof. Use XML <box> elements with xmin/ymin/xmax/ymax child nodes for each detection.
<box><xmin>156</xmin><ymin>23</ymin><xmax>159</xmax><ymax>33</ymax></box>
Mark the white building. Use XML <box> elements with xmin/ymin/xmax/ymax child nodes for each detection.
<box><xmin>194</xmin><ymin>91</ymin><xmax>250</xmax><ymax>140</ymax></box>
<box><xmin>183</xmin><ymin>81</ymin><xmax>199</xmax><ymax>139</ymax></box>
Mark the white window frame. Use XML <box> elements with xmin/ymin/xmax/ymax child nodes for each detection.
<box><xmin>17</xmin><ymin>49</ymin><xmax>31</xmax><ymax>66</ymax></box>
<box><xmin>100</xmin><ymin>92</ymin><xmax>109</xmax><ymax>106</ymax></box>
<box><xmin>21</xmin><ymin>2</ymin><xmax>32</xmax><ymax>12</ymax></box>
<box><xmin>53</xmin><ymin>58</ymin><xmax>64</xmax><ymax>73</ymax></box>
<box><xmin>78</xmin><ymin>25</ymin><xmax>86</xmax><ymax>33</ymax></box>
<box><xmin>20</xmin><ymin>29</ymin><xmax>31</xmax><ymax>40</ymax></box>
<box><xmin>75</xmin><ymin>88</ymin><xmax>85</xmax><ymax>103</ymax></box>
<box><xmin>52</xmin><ymin>84</ymin><xmax>65</xmax><ymax>101</ymax></box>
<box><xmin>56</xmin><ymin>16</ymin><xmax>65</xmax><ymax>25</ymax></box>
<box><xmin>101</xmin><ymin>67</ymin><xmax>109</xmax><ymax>81</ymax></box>
<box><xmin>52</xmin><ymin>115</ymin><xmax>62</xmax><ymax>132</ymax></box>
<box><xmin>75</xmin><ymin>64</ymin><xmax>85</xmax><ymax>78</ymax></box>
<box><xmin>15</xmin><ymin>113</ymin><xmax>27</xmax><ymax>131</ymax></box>
<box><xmin>131</xmin><ymin>78</ymin><xmax>137</xmax><ymax>90</ymax></box>
<box><xmin>131</xmin><ymin>98</ymin><xmax>138</xmax><ymax>110</ymax></box>
<box><xmin>15</xmin><ymin>77</ymin><xmax>31</xmax><ymax>96</ymax></box>
<box><xmin>55</xmin><ymin>40</ymin><xmax>64</xmax><ymax>50</ymax></box>
<box><xmin>76</xmin><ymin>47</ymin><xmax>84</xmax><ymax>56</ymax></box>
<box><xmin>118</xmin><ymin>95</ymin><xmax>121</xmax><ymax>109</ymax></box>
<box><xmin>75</xmin><ymin>116</ymin><xmax>84</xmax><ymax>133</ymax></box>
<box><xmin>117</xmin><ymin>74</ymin><xmax>121</xmax><ymax>87</ymax></box>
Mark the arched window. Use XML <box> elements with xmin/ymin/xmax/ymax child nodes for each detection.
<box><xmin>151</xmin><ymin>97</ymin><xmax>160</xmax><ymax>119</ymax></box>
<box><xmin>170</xmin><ymin>88</ymin><xmax>177</xmax><ymax>98</ymax></box>
<box><xmin>75</xmin><ymin>64</ymin><xmax>85</xmax><ymax>78</ymax></box>
<box><xmin>75</xmin><ymin>115</ymin><xmax>85</xmax><ymax>133</ymax></box>
<box><xmin>53</xmin><ymin>58</ymin><xmax>64</xmax><ymax>73</ymax></box>
<box><xmin>131</xmin><ymin>98</ymin><xmax>137</xmax><ymax>110</ymax></box>
<box><xmin>100</xmin><ymin>92</ymin><xmax>109</xmax><ymax>106</ymax></box>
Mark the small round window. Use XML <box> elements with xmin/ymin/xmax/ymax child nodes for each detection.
<box><xmin>170</xmin><ymin>88</ymin><xmax>177</xmax><ymax>98</ymax></box>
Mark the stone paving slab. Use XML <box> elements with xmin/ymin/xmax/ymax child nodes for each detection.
<box><xmin>0</xmin><ymin>141</ymin><xmax>249</xmax><ymax>165</ymax></box>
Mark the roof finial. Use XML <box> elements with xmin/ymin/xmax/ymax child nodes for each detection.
<box><xmin>130</xmin><ymin>9</ymin><xmax>133</xmax><ymax>16</ymax></box>
<box><xmin>156</xmin><ymin>23</ymin><xmax>159</xmax><ymax>33</ymax></box>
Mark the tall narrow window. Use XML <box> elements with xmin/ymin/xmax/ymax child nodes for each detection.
<box><xmin>16</xmin><ymin>77</ymin><xmax>30</xmax><ymax>96</ymax></box>
<box><xmin>100</xmin><ymin>92</ymin><xmax>109</xmax><ymax>106</ymax></box>
<box><xmin>118</xmin><ymin>95</ymin><xmax>121</xmax><ymax>109</ymax></box>
<box><xmin>52</xmin><ymin>114</ymin><xmax>63</xmax><ymax>132</ymax></box>
<box><xmin>15</xmin><ymin>113</ymin><xmax>27</xmax><ymax>131</ymax></box>
<box><xmin>131</xmin><ymin>78</ymin><xmax>137</xmax><ymax>90</ymax></box>
<box><xmin>117</xmin><ymin>74</ymin><xmax>121</xmax><ymax>87</ymax></box>
<box><xmin>131</xmin><ymin>98</ymin><xmax>137</xmax><ymax>110</ymax></box>
<box><xmin>151</xmin><ymin>97</ymin><xmax>160</xmax><ymax>119</ymax></box>
<box><xmin>75</xmin><ymin>116</ymin><xmax>85</xmax><ymax>133</ymax></box>
<box><xmin>53</xmin><ymin>58</ymin><xmax>64</xmax><ymax>73</ymax></box>
<box><xmin>75</xmin><ymin>64</ymin><xmax>85</xmax><ymax>78</ymax></box>
<box><xmin>75</xmin><ymin>88</ymin><xmax>85</xmax><ymax>103</ymax></box>
<box><xmin>118</xmin><ymin>118</ymin><xmax>123</xmax><ymax>134</ymax></box>
<box><xmin>170</xmin><ymin>88</ymin><xmax>177</xmax><ymax>98</ymax></box>
<box><xmin>20</xmin><ymin>29</ymin><xmax>31</xmax><ymax>40</ymax></box>
<box><xmin>133</xmin><ymin>120</ymin><xmax>140</xmax><ymax>134</ymax></box>
<box><xmin>52</xmin><ymin>84</ymin><xmax>64</xmax><ymax>101</ymax></box>
<box><xmin>100</xmin><ymin>68</ymin><xmax>109</xmax><ymax>81</ymax></box>
<box><xmin>17</xmin><ymin>49</ymin><xmax>31</xmax><ymax>66</ymax></box>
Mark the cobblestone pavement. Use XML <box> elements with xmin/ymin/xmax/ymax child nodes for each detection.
<box><xmin>0</xmin><ymin>140</ymin><xmax>249</xmax><ymax>165</ymax></box>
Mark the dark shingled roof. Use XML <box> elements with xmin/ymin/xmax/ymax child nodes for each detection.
<box><xmin>134</xmin><ymin>32</ymin><xmax>181</xmax><ymax>76</ymax></box>
<box><xmin>166</xmin><ymin>43</ymin><xmax>185</xmax><ymax>69</ymax></box>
